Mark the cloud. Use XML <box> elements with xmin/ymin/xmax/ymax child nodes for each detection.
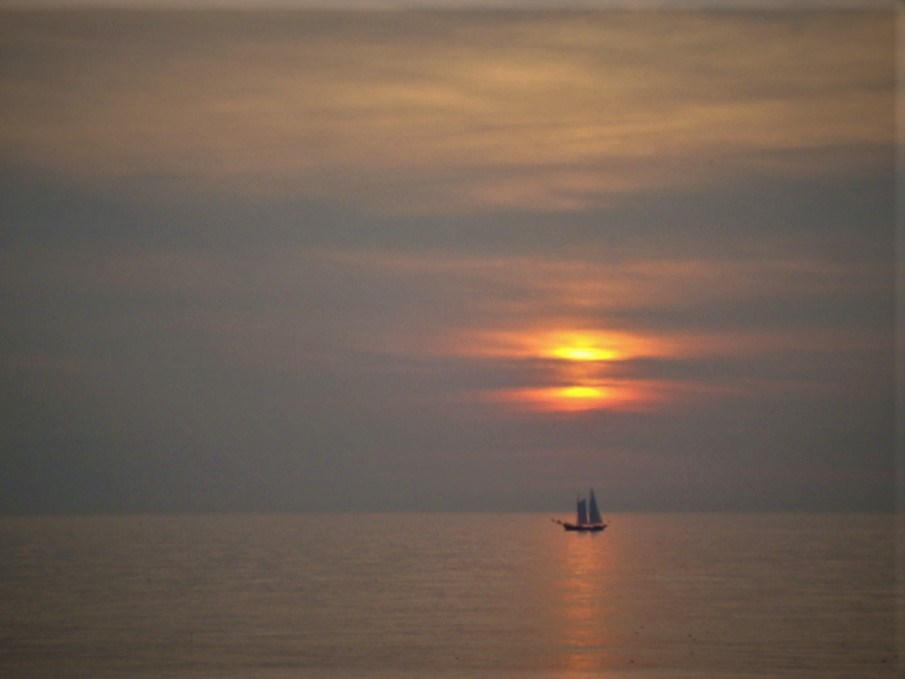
<box><xmin>5</xmin><ymin>238</ymin><xmax>885</xmax><ymax>426</ymax></box>
<box><xmin>0</xmin><ymin>8</ymin><xmax>895</xmax><ymax>513</ymax></box>
<box><xmin>0</xmin><ymin>11</ymin><xmax>893</xmax><ymax>213</ymax></box>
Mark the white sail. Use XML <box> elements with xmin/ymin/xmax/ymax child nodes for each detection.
<box><xmin>576</xmin><ymin>497</ymin><xmax>588</xmax><ymax>525</ymax></box>
<box><xmin>588</xmin><ymin>488</ymin><xmax>603</xmax><ymax>524</ymax></box>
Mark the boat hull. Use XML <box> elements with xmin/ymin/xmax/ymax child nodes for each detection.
<box><xmin>558</xmin><ymin>522</ymin><xmax>606</xmax><ymax>532</ymax></box>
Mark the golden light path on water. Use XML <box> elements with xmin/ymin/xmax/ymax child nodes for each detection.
<box><xmin>553</xmin><ymin>527</ymin><xmax>622</xmax><ymax>674</ymax></box>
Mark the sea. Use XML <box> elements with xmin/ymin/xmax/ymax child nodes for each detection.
<box><xmin>0</xmin><ymin>513</ymin><xmax>902</xmax><ymax>679</ymax></box>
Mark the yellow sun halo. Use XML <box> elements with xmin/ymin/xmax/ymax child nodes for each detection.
<box><xmin>514</xmin><ymin>384</ymin><xmax>611</xmax><ymax>411</ymax></box>
<box><xmin>550</xmin><ymin>345</ymin><xmax>619</xmax><ymax>362</ymax></box>
<box><xmin>557</xmin><ymin>385</ymin><xmax>608</xmax><ymax>400</ymax></box>
<box><xmin>498</xmin><ymin>380</ymin><xmax>659</xmax><ymax>413</ymax></box>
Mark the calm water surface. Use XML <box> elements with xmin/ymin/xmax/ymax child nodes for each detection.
<box><xmin>0</xmin><ymin>513</ymin><xmax>902</xmax><ymax>678</ymax></box>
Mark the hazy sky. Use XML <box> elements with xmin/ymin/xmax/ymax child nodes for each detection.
<box><xmin>0</xmin><ymin>7</ymin><xmax>898</xmax><ymax>514</ymax></box>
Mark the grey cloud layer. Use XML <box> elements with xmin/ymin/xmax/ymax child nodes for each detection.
<box><xmin>0</xmin><ymin>9</ymin><xmax>896</xmax><ymax>513</ymax></box>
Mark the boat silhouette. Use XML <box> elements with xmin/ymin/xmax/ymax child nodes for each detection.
<box><xmin>553</xmin><ymin>488</ymin><xmax>607</xmax><ymax>532</ymax></box>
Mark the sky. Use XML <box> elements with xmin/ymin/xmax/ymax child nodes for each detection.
<box><xmin>0</xmin><ymin>6</ymin><xmax>899</xmax><ymax>514</ymax></box>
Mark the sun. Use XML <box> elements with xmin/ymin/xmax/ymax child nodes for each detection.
<box><xmin>543</xmin><ymin>332</ymin><xmax>623</xmax><ymax>363</ymax></box>
<box><xmin>550</xmin><ymin>345</ymin><xmax>619</xmax><ymax>362</ymax></box>
<box><xmin>462</xmin><ymin>327</ymin><xmax>662</xmax><ymax>413</ymax></box>
<box><xmin>558</xmin><ymin>385</ymin><xmax>608</xmax><ymax>400</ymax></box>
<box><xmin>554</xmin><ymin>385</ymin><xmax>611</xmax><ymax>410</ymax></box>
<box><xmin>511</xmin><ymin>385</ymin><xmax>613</xmax><ymax>412</ymax></box>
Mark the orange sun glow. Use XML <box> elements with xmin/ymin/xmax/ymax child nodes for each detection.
<box><xmin>550</xmin><ymin>385</ymin><xmax>612</xmax><ymax>410</ymax></box>
<box><xmin>462</xmin><ymin>328</ymin><xmax>669</xmax><ymax>413</ymax></box>
<box><xmin>549</xmin><ymin>345</ymin><xmax>620</xmax><ymax>362</ymax></box>
<box><xmin>542</xmin><ymin>332</ymin><xmax>627</xmax><ymax>363</ymax></box>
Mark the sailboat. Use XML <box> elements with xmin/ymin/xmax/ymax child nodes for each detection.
<box><xmin>553</xmin><ymin>488</ymin><xmax>607</xmax><ymax>532</ymax></box>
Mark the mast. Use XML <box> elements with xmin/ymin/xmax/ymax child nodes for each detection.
<box><xmin>576</xmin><ymin>495</ymin><xmax>588</xmax><ymax>525</ymax></box>
<box><xmin>588</xmin><ymin>488</ymin><xmax>602</xmax><ymax>524</ymax></box>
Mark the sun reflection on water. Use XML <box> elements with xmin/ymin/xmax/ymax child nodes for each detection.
<box><xmin>554</xmin><ymin>529</ymin><xmax>620</xmax><ymax>674</ymax></box>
